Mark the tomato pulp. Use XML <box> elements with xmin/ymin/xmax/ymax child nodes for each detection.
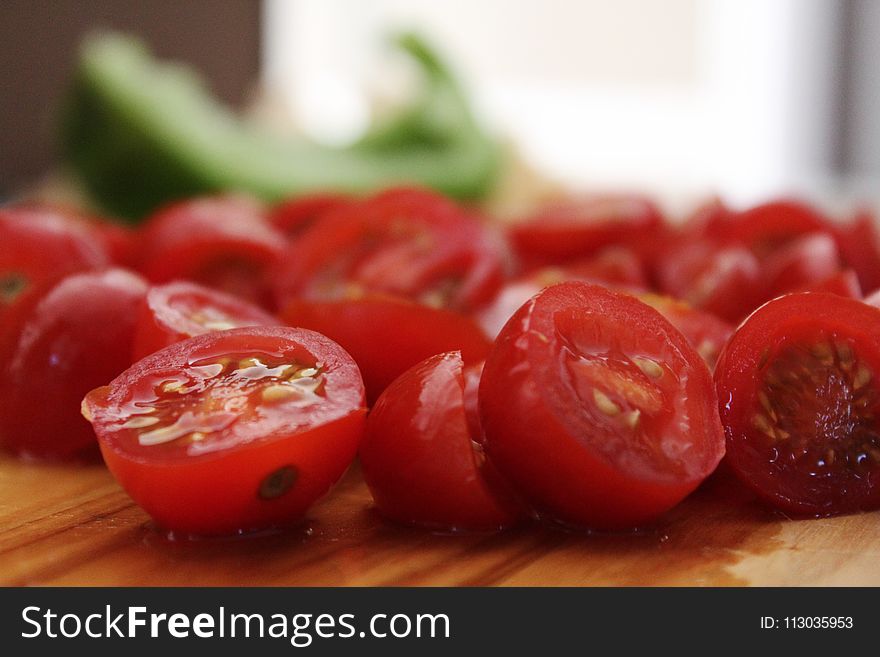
<box><xmin>479</xmin><ymin>281</ymin><xmax>725</xmax><ymax>530</ymax></box>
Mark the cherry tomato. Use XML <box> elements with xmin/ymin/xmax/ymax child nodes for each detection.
<box><xmin>82</xmin><ymin>327</ymin><xmax>367</xmax><ymax>536</ymax></box>
<box><xmin>361</xmin><ymin>351</ymin><xmax>522</xmax><ymax>531</ymax></box>
<box><xmin>509</xmin><ymin>194</ymin><xmax>664</xmax><ymax>269</ymax></box>
<box><xmin>133</xmin><ymin>281</ymin><xmax>278</xmax><ymax>360</ymax></box>
<box><xmin>657</xmin><ymin>241</ymin><xmax>763</xmax><ymax>323</ymax></box>
<box><xmin>637</xmin><ymin>294</ymin><xmax>733</xmax><ymax>369</ymax></box>
<box><xmin>760</xmin><ymin>232</ymin><xmax>841</xmax><ymax>299</ymax></box>
<box><xmin>715</xmin><ymin>293</ymin><xmax>880</xmax><ymax>515</ymax></box>
<box><xmin>561</xmin><ymin>246</ymin><xmax>647</xmax><ymax>288</ymax></box>
<box><xmin>138</xmin><ymin>196</ymin><xmax>285</xmax><ymax>308</ymax></box>
<box><xmin>835</xmin><ymin>208</ymin><xmax>880</xmax><ymax>294</ymax></box>
<box><xmin>479</xmin><ymin>282</ymin><xmax>725</xmax><ymax>530</ymax></box>
<box><xmin>94</xmin><ymin>221</ymin><xmax>139</xmax><ymax>267</ymax></box>
<box><xmin>0</xmin><ymin>205</ymin><xmax>109</xmax><ymax>316</ymax></box>
<box><xmin>794</xmin><ymin>269</ymin><xmax>861</xmax><ymax>298</ymax></box>
<box><xmin>281</xmin><ymin>294</ymin><xmax>491</xmax><ymax>402</ymax></box>
<box><xmin>0</xmin><ymin>269</ymin><xmax>147</xmax><ymax>459</ymax></box>
<box><xmin>274</xmin><ymin>187</ymin><xmax>508</xmax><ymax>313</ymax></box>
<box><xmin>269</xmin><ymin>193</ymin><xmax>352</xmax><ymax>239</ymax></box>
<box><xmin>719</xmin><ymin>199</ymin><xmax>831</xmax><ymax>256</ymax></box>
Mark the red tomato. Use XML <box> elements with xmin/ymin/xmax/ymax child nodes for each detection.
<box><xmin>835</xmin><ymin>208</ymin><xmax>880</xmax><ymax>294</ymax></box>
<box><xmin>94</xmin><ymin>221</ymin><xmax>139</xmax><ymax>267</ymax></box>
<box><xmin>864</xmin><ymin>288</ymin><xmax>880</xmax><ymax>308</ymax></box>
<box><xmin>361</xmin><ymin>351</ymin><xmax>522</xmax><ymax>531</ymax></box>
<box><xmin>273</xmin><ymin>187</ymin><xmax>508</xmax><ymax>313</ymax></box>
<box><xmin>0</xmin><ymin>269</ymin><xmax>147</xmax><ymax>459</ymax></box>
<box><xmin>657</xmin><ymin>241</ymin><xmax>763</xmax><ymax>323</ymax></box>
<box><xmin>269</xmin><ymin>193</ymin><xmax>352</xmax><ymax>239</ymax></box>
<box><xmin>715</xmin><ymin>293</ymin><xmax>880</xmax><ymax>515</ymax></box>
<box><xmin>561</xmin><ymin>246</ymin><xmax>647</xmax><ymax>288</ymax></box>
<box><xmin>82</xmin><ymin>327</ymin><xmax>367</xmax><ymax>536</ymax></box>
<box><xmin>794</xmin><ymin>269</ymin><xmax>861</xmax><ymax>298</ymax></box>
<box><xmin>133</xmin><ymin>281</ymin><xmax>278</xmax><ymax>360</ymax></box>
<box><xmin>479</xmin><ymin>282</ymin><xmax>725</xmax><ymax>530</ymax></box>
<box><xmin>280</xmin><ymin>294</ymin><xmax>491</xmax><ymax>402</ymax></box>
<box><xmin>637</xmin><ymin>294</ymin><xmax>733</xmax><ymax>369</ymax></box>
<box><xmin>718</xmin><ymin>199</ymin><xmax>831</xmax><ymax>255</ymax></box>
<box><xmin>509</xmin><ymin>194</ymin><xmax>664</xmax><ymax>269</ymax></box>
<box><xmin>0</xmin><ymin>205</ymin><xmax>109</xmax><ymax>316</ymax></box>
<box><xmin>138</xmin><ymin>196</ymin><xmax>285</xmax><ymax>308</ymax></box>
<box><xmin>760</xmin><ymin>232</ymin><xmax>841</xmax><ymax>299</ymax></box>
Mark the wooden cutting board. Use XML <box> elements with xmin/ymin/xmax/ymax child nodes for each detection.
<box><xmin>1</xmin><ymin>454</ymin><xmax>877</xmax><ymax>586</ymax></box>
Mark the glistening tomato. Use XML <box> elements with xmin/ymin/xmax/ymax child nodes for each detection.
<box><xmin>133</xmin><ymin>281</ymin><xmax>277</xmax><ymax>360</ymax></box>
<box><xmin>479</xmin><ymin>282</ymin><xmax>725</xmax><ymax>530</ymax></box>
<box><xmin>82</xmin><ymin>327</ymin><xmax>367</xmax><ymax>536</ymax></box>
<box><xmin>0</xmin><ymin>269</ymin><xmax>147</xmax><ymax>459</ymax></box>
<box><xmin>715</xmin><ymin>293</ymin><xmax>880</xmax><ymax>515</ymax></box>
<box><xmin>360</xmin><ymin>352</ymin><xmax>522</xmax><ymax>531</ymax></box>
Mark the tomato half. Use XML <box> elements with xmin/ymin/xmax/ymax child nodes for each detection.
<box><xmin>479</xmin><ymin>282</ymin><xmax>725</xmax><ymax>529</ymax></box>
<box><xmin>0</xmin><ymin>269</ymin><xmax>147</xmax><ymax>459</ymax></box>
<box><xmin>835</xmin><ymin>208</ymin><xmax>880</xmax><ymax>294</ymax></box>
<box><xmin>760</xmin><ymin>232</ymin><xmax>841</xmax><ymax>299</ymax></box>
<box><xmin>273</xmin><ymin>187</ymin><xmax>508</xmax><ymax>313</ymax></box>
<box><xmin>280</xmin><ymin>294</ymin><xmax>491</xmax><ymax>402</ymax></box>
<box><xmin>794</xmin><ymin>269</ymin><xmax>861</xmax><ymax>298</ymax></box>
<box><xmin>719</xmin><ymin>200</ymin><xmax>831</xmax><ymax>256</ymax></box>
<box><xmin>133</xmin><ymin>281</ymin><xmax>278</xmax><ymax>360</ymax></box>
<box><xmin>0</xmin><ymin>205</ymin><xmax>109</xmax><ymax>316</ymax></box>
<box><xmin>361</xmin><ymin>351</ymin><xmax>522</xmax><ymax>531</ymax></box>
<box><xmin>508</xmin><ymin>194</ymin><xmax>664</xmax><ymax>269</ymax></box>
<box><xmin>82</xmin><ymin>326</ymin><xmax>367</xmax><ymax>536</ymax></box>
<box><xmin>138</xmin><ymin>196</ymin><xmax>285</xmax><ymax>308</ymax></box>
<box><xmin>269</xmin><ymin>193</ymin><xmax>352</xmax><ymax>239</ymax></box>
<box><xmin>715</xmin><ymin>293</ymin><xmax>880</xmax><ymax>515</ymax></box>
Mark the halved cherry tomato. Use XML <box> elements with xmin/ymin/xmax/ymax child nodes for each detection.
<box><xmin>361</xmin><ymin>351</ymin><xmax>522</xmax><ymax>531</ymax></box>
<box><xmin>560</xmin><ymin>246</ymin><xmax>647</xmax><ymax>289</ymax></box>
<box><xmin>760</xmin><ymin>232</ymin><xmax>841</xmax><ymax>299</ymax></box>
<box><xmin>133</xmin><ymin>281</ymin><xmax>278</xmax><ymax>360</ymax></box>
<box><xmin>835</xmin><ymin>208</ymin><xmax>880</xmax><ymax>294</ymax></box>
<box><xmin>508</xmin><ymin>194</ymin><xmax>664</xmax><ymax>269</ymax></box>
<box><xmin>269</xmin><ymin>193</ymin><xmax>352</xmax><ymax>239</ymax></box>
<box><xmin>0</xmin><ymin>269</ymin><xmax>147</xmax><ymax>459</ymax></box>
<box><xmin>0</xmin><ymin>205</ymin><xmax>109</xmax><ymax>316</ymax></box>
<box><xmin>82</xmin><ymin>326</ymin><xmax>367</xmax><ymax>536</ymax></box>
<box><xmin>637</xmin><ymin>294</ymin><xmax>733</xmax><ymax>369</ymax></box>
<box><xmin>718</xmin><ymin>199</ymin><xmax>831</xmax><ymax>256</ymax></box>
<box><xmin>281</xmin><ymin>294</ymin><xmax>491</xmax><ymax>402</ymax></box>
<box><xmin>273</xmin><ymin>187</ymin><xmax>508</xmax><ymax>313</ymax></box>
<box><xmin>715</xmin><ymin>293</ymin><xmax>880</xmax><ymax>515</ymax></box>
<box><xmin>479</xmin><ymin>282</ymin><xmax>725</xmax><ymax>529</ymax></box>
<box><xmin>657</xmin><ymin>241</ymin><xmax>763</xmax><ymax>323</ymax></box>
<box><xmin>794</xmin><ymin>269</ymin><xmax>861</xmax><ymax>298</ymax></box>
<box><xmin>138</xmin><ymin>196</ymin><xmax>285</xmax><ymax>308</ymax></box>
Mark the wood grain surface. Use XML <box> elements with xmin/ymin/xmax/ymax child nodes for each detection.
<box><xmin>1</xmin><ymin>454</ymin><xmax>877</xmax><ymax>586</ymax></box>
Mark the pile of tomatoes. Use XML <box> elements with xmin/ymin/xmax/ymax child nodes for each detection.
<box><xmin>2</xmin><ymin>188</ymin><xmax>880</xmax><ymax>536</ymax></box>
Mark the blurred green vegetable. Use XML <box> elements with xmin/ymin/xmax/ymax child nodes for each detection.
<box><xmin>62</xmin><ymin>33</ymin><xmax>500</xmax><ymax>221</ymax></box>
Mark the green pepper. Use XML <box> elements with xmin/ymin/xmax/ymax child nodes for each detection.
<box><xmin>61</xmin><ymin>33</ymin><xmax>500</xmax><ymax>221</ymax></box>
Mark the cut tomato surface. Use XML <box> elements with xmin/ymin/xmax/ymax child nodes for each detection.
<box><xmin>0</xmin><ymin>205</ymin><xmax>110</xmax><ymax>316</ymax></box>
<box><xmin>280</xmin><ymin>294</ymin><xmax>491</xmax><ymax>403</ymax></box>
<box><xmin>83</xmin><ymin>326</ymin><xmax>367</xmax><ymax>536</ymax></box>
<box><xmin>479</xmin><ymin>281</ymin><xmax>725</xmax><ymax>530</ymax></box>
<box><xmin>273</xmin><ymin>187</ymin><xmax>508</xmax><ymax>313</ymax></box>
<box><xmin>133</xmin><ymin>281</ymin><xmax>278</xmax><ymax>360</ymax></box>
<box><xmin>715</xmin><ymin>293</ymin><xmax>880</xmax><ymax>515</ymax></box>
<box><xmin>361</xmin><ymin>351</ymin><xmax>522</xmax><ymax>531</ymax></box>
<box><xmin>138</xmin><ymin>196</ymin><xmax>285</xmax><ymax>308</ymax></box>
<box><xmin>0</xmin><ymin>268</ymin><xmax>147</xmax><ymax>459</ymax></box>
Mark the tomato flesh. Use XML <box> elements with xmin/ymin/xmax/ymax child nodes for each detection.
<box><xmin>0</xmin><ymin>269</ymin><xmax>147</xmax><ymax>459</ymax></box>
<box><xmin>715</xmin><ymin>293</ymin><xmax>880</xmax><ymax>515</ymax></box>
<box><xmin>83</xmin><ymin>326</ymin><xmax>366</xmax><ymax>535</ymax></box>
<box><xmin>133</xmin><ymin>280</ymin><xmax>278</xmax><ymax>360</ymax></box>
<box><xmin>479</xmin><ymin>281</ymin><xmax>725</xmax><ymax>529</ymax></box>
<box><xmin>361</xmin><ymin>351</ymin><xmax>522</xmax><ymax>531</ymax></box>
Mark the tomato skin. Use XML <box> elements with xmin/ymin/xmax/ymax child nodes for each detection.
<box><xmin>0</xmin><ymin>205</ymin><xmax>110</xmax><ymax>315</ymax></box>
<box><xmin>719</xmin><ymin>199</ymin><xmax>831</xmax><ymax>254</ymax></box>
<box><xmin>760</xmin><ymin>232</ymin><xmax>841</xmax><ymax>299</ymax></box>
<box><xmin>273</xmin><ymin>187</ymin><xmax>508</xmax><ymax>313</ymax></box>
<box><xmin>715</xmin><ymin>293</ymin><xmax>880</xmax><ymax>515</ymax></box>
<box><xmin>835</xmin><ymin>208</ymin><xmax>880</xmax><ymax>294</ymax></box>
<box><xmin>84</xmin><ymin>327</ymin><xmax>367</xmax><ymax>536</ymax></box>
<box><xmin>0</xmin><ymin>269</ymin><xmax>147</xmax><ymax>459</ymax></box>
<box><xmin>479</xmin><ymin>282</ymin><xmax>725</xmax><ymax>530</ymax></box>
<box><xmin>133</xmin><ymin>281</ymin><xmax>278</xmax><ymax>360</ymax></box>
<box><xmin>280</xmin><ymin>295</ymin><xmax>491</xmax><ymax>402</ymax></box>
<box><xmin>361</xmin><ymin>351</ymin><xmax>522</xmax><ymax>531</ymax></box>
<box><xmin>794</xmin><ymin>269</ymin><xmax>861</xmax><ymax>298</ymax></box>
<box><xmin>269</xmin><ymin>193</ymin><xmax>352</xmax><ymax>239</ymax></box>
<box><xmin>138</xmin><ymin>196</ymin><xmax>285</xmax><ymax>308</ymax></box>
